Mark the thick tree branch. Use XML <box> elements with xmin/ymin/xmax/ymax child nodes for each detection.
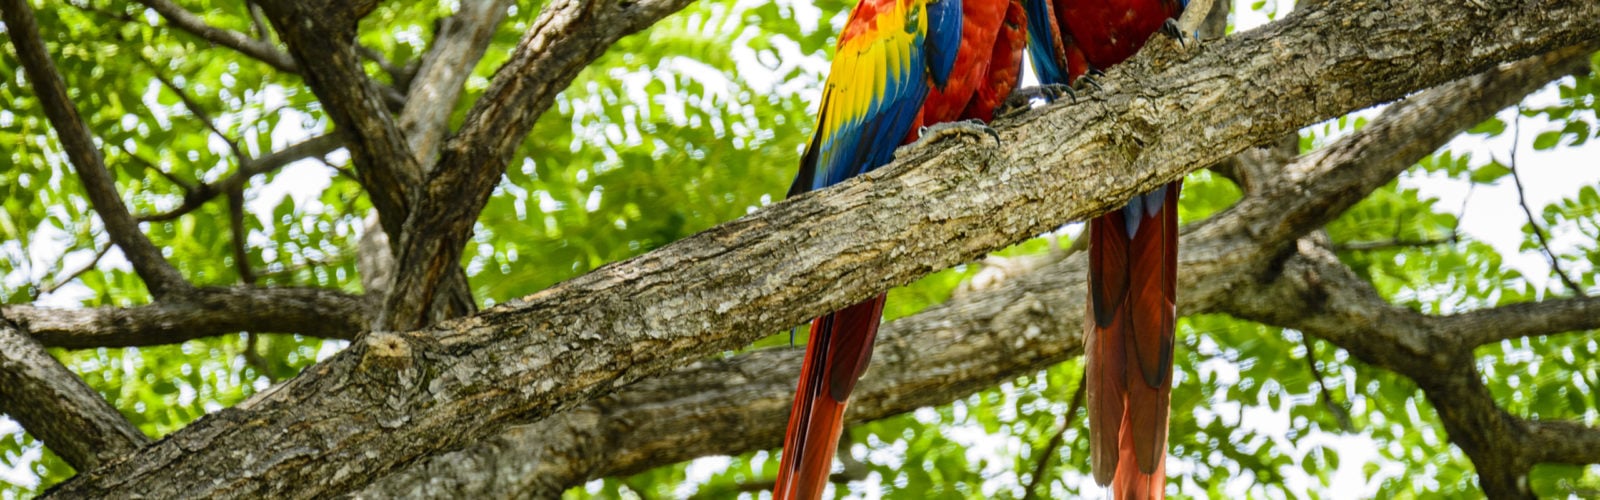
<box><xmin>349</xmin><ymin>0</ymin><xmax>516</xmax><ymax>322</ymax></box>
<box><xmin>2</xmin><ymin>287</ymin><xmax>367</xmax><ymax>349</ymax></box>
<box><xmin>1527</xmin><ymin>420</ymin><xmax>1600</xmax><ymax>466</ymax></box>
<box><xmin>1222</xmin><ymin>43</ymin><xmax>1600</xmax><ymax>258</ymax></box>
<box><xmin>1443</xmin><ymin>294</ymin><xmax>1600</xmax><ymax>347</ymax></box>
<box><xmin>39</xmin><ymin>2</ymin><xmax>1599</xmax><ymax>496</ymax></box>
<box><xmin>356</xmin><ymin>41</ymin><xmax>1600</xmax><ymax>495</ymax></box>
<box><xmin>257</xmin><ymin>0</ymin><xmax>482</xmax><ymax>326</ymax></box>
<box><xmin>378</xmin><ymin>0</ymin><xmax>700</xmax><ymax>330</ymax></box>
<box><xmin>0</xmin><ymin>318</ymin><xmax>149</xmax><ymax>471</ymax></box>
<box><xmin>3</xmin><ymin>0</ymin><xmax>192</xmax><ymax>298</ymax></box>
<box><xmin>256</xmin><ymin>0</ymin><xmax>423</xmax><ymax>244</ymax></box>
<box><xmin>397</xmin><ymin>0</ymin><xmax>514</xmax><ymax>167</ymax></box>
<box><xmin>1217</xmin><ymin>240</ymin><xmax>1600</xmax><ymax>498</ymax></box>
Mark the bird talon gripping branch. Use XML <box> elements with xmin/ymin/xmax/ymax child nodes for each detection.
<box><xmin>917</xmin><ymin>119</ymin><xmax>1003</xmax><ymax>147</ymax></box>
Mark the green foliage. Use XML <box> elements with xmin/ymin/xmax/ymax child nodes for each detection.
<box><xmin>3</xmin><ymin>0</ymin><xmax>1598</xmax><ymax>498</ymax></box>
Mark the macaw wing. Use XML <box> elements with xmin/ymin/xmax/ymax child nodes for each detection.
<box><xmin>789</xmin><ymin>0</ymin><xmax>963</xmax><ymax>197</ymax></box>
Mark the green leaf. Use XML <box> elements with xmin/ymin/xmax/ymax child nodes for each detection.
<box><xmin>1532</xmin><ymin>130</ymin><xmax>1562</xmax><ymax>150</ymax></box>
<box><xmin>1469</xmin><ymin>161</ymin><xmax>1511</xmax><ymax>184</ymax></box>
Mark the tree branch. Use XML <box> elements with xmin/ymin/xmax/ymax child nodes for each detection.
<box><xmin>227</xmin><ymin>186</ymin><xmax>257</xmax><ymax>284</ymax></box>
<box><xmin>37</xmin><ymin>2</ymin><xmax>1599</xmax><ymax>496</ymax></box>
<box><xmin>1217</xmin><ymin>240</ymin><xmax>1600</xmax><ymax>498</ymax></box>
<box><xmin>1218</xmin><ymin>43</ymin><xmax>1600</xmax><ymax>259</ymax></box>
<box><xmin>256</xmin><ymin>0</ymin><xmax>482</xmax><ymax>326</ymax></box>
<box><xmin>348</xmin><ymin>0</ymin><xmax>517</xmax><ymax>323</ymax></box>
<box><xmin>1506</xmin><ymin>126</ymin><xmax>1588</xmax><ymax>296</ymax></box>
<box><xmin>3</xmin><ymin>0</ymin><xmax>192</xmax><ymax>298</ymax></box>
<box><xmin>132</xmin><ymin>0</ymin><xmax>299</xmax><ymax>73</ymax></box>
<box><xmin>1331</xmin><ymin>236</ymin><xmax>1457</xmax><ymax>252</ymax></box>
<box><xmin>40</xmin><ymin>243</ymin><xmax>111</xmax><ymax>295</ymax></box>
<box><xmin>378</xmin><ymin>0</ymin><xmax>700</xmax><ymax>330</ymax></box>
<box><xmin>2</xmin><ymin>287</ymin><xmax>367</xmax><ymax>349</ymax></box>
<box><xmin>355</xmin><ymin>39</ymin><xmax>1600</xmax><ymax>495</ymax></box>
<box><xmin>1443</xmin><ymin>293</ymin><xmax>1600</xmax><ymax>347</ymax></box>
<box><xmin>0</xmin><ymin>317</ymin><xmax>149</xmax><ymax>472</ymax></box>
<box><xmin>255</xmin><ymin>0</ymin><xmax>422</xmax><ymax>243</ymax></box>
<box><xmin>398</xmin><ymin>0</ymin><xmax>514</xmax><ymax>167</ymax></box>
<box><xmin>138</xmin><ymin>133</ymin><xmax>343</xmax><ymax>223</ymax></box>
<box><xmin>141</xmin><ymin>55</ymin><xmax>246</xmax><ymax>160</ymax></box>
<box><xmin>1022</xmin><ymin>377</ymin><xmax>1085</xmax><ymax>500</ymax></box>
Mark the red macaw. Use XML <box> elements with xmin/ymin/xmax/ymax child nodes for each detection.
<box><xmin>1024</xmin><ymin>0</ymin><xmax>1186</xmax><ymax>498</ymax></box>
<box><xmin>773</xmin><ymin>0</ymin><xmax>1026</xmax><ymax>497</ymax></box>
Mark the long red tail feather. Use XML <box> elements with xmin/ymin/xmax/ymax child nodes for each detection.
<box><xmin>774</xmin><ymin>295</ymin><xmax>887</xmax><ymax>500</ymax></box>
<box><xmin>1087</xmin><ymin>181</ymin><xmax>1180</xmax><ymax>499</ymax></box>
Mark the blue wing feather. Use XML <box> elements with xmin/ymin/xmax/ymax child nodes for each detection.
<box><xmin>789</xmin><ymin>0</ymin><xmax>964</xmax><ymax>196</ymax></box>
<box><xmin>1023</xmin><ymin>0</ymin><xmax>1069</xmax><ymax>85</ymax></box>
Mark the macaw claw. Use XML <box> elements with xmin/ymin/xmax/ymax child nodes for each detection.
<box><xmin>917</xmin><ymin>119</ymin><xmax>1001</xmax><ymax>147</ymax></box>
<box><xmin>1160</xmin><ymin>18</ymin><xmax>1198</xmax><ymax>48</ymax></box>
<box><xmin>1075</xmin><ymin>71</ymin><xmax>1104</xmax><ymax>92</ymax></box>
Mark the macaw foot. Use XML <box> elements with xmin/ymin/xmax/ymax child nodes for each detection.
<box><xmin>917</xmin><ymin>119</ymin><xmax>1001</xmax><ymax>147</ymax></box>
<box><xmin>1160</xmin><ymin>18</ymin><xmax>1199</xmax><ymax>48</ymax></box>
<box><xmin>1074</xmin><ymin>68</ymin><xmax>1105</xmax><ymax>93</ymax></box>
<box><xmin>996</xmin><ymin>83</ymin><xmax>1075</xmax><ymax>118</ymax></box>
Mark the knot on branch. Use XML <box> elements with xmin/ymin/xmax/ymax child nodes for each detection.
<box><xmin>360</xmin><ymin>332</ymin><xmax>415</xmax><ymax>371</ymax></box>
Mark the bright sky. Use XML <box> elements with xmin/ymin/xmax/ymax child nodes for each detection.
<box><xmin>4</xmin><ymin>0</ymin><xmax>1598</xmax><ymax>495</ymax></box>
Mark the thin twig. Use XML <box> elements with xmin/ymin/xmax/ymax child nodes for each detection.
<box><xmin>137</xmin><ymin>134</ymin><xmax>342</xmax><ymax>222</ymax></box>
<box><xmin>1508</xmin><ymin>109</ymin><xmax>1587</xmax><ymax>296</ymax></box>
<box><xmin>140</xmin><ymin>55</ymin><xmax>248</xmax><ymax>161</ymax></box>
<box><xmin>132</xmin><ymin>0</ymin><xmax>298</xmax><ymax>73</ymax></box>
<box><xmin>1022</xmin><ymin>371</ymin><xmax>1086</xmax><ymax>500</ymax></box>
<box><xmin>40</xmin><ymin>244</ymin><xmax>112</xmax><ymax>295</ymax></box>
<box><xmin>1332</xmin><ymin>235</ymin><xmax>1457</xmax><ymax>252</ymax></box>
<box><xmin>110</xmin><ymin>140</ymin><xmax>197</xmax><ymax>194</ymax></box>
<box><xmin>227</xmin><ymin>185</ymin><xmax>256</xmax><ymax>285</ymax></box>
<box><xmin>357</xmin><ymin>45</ymin><xmax>413</xmax><ymax>89</ymax></box>
<box><xmin>242</xmin><ymin>332</ymin><xmax>276</xmax><ymax>382</ymax></box>
<box><xmin>1301</xmin><ymin>334</ymin><xmax>1354</xmax><ymax>432</ymax></box>
<box><xmin>246</xmin><ymin>1</ymin><xmax>272</xmax><ymax>42</ymax></box>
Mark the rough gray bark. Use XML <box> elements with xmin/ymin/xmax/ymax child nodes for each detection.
<box><xmin>361</xmin><ymin>0</ymin><xmax>515</xmax><ymax>319</ymax></box>
<box><xmin>350</xmin><ymin>44</ymin><xmax>1600</xmax><ymax>497</ymax></box>
<box><xmin>255</xmin><ymin>0</ymin><xmax>493</xmax><ymax>327</ymax></box>
<box><xmin>255</xmin><ymin>0</ymin><xmax>426</xmax><ymax>253</ymax></box>
<box><xmin>3</xmin><ymin>286</ymin><xmax>368</xmax><ymax>349</ymax></box>
<box><xmin>0</xmin><ymin>319</ymin><xmax>149</xmax><ymax>472</ymax></box>
<box><xmin>32</xmin><ymin>0</ymin><xmax>1600</xmax><ymax>496</ymax></box>
<box><xmin>398</xmin><ymin>0</ymin><xmax>515</xmax><ymax>168</ymax></box>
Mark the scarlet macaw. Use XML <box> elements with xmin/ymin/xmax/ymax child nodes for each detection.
<box><xmin>773</xmin><ymin>0</ymin><xmax>1027</xmax><ymax>496</ymax></box>
<box><xmin>1024</xmin><ymin>0</ymin><xmax>1186</xmax><ymax>498</ymax></box>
